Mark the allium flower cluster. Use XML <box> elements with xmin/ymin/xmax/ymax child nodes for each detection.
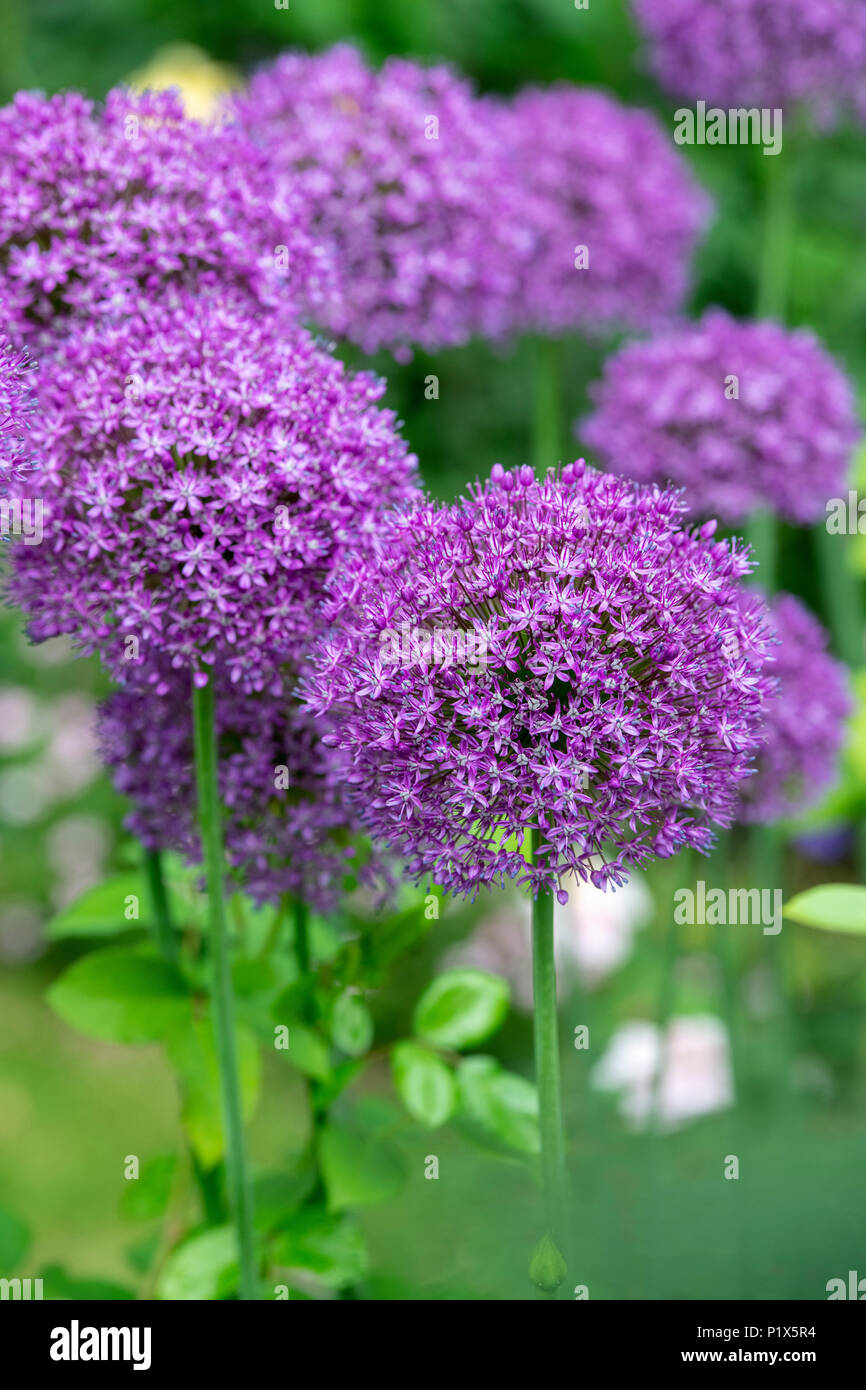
<box><xmin>0</xmin><ymin>335</ymin><xmax>34</xmax><ymax>480</ymax></box>
<box><xmin>7</xmin><ymin>290</ymin><xmax>419</xmax><ymax>692</ymax></box>
<box><xmin>232</xmin><ymin>44</ymin><xmax>529</xmax><ymax>358</ymax></box>
<box><xmin>305</xmin><ymin>462</ymin><xmax>775</xmax><ymax>900</ymax></box>
<box><xmin>632</xmin><ymin>0</ymin><xmax>866</xmax><ymax>124</ymax></box>
<box><xmin>98</xmin><ymin>667</ymin><xmax>384</xmax><ymax>913</ymax></box>
<box><xmin>0</xmin><ymin>86</ymin><xmax>331</xmax><ymax>344</ymax></box>
<box><xmin>741</xmin><ymin>593</ymin><xmax>850</xmax><ymax>824</ymax></box>
<box><xmin>497</xmin><ymin>85</ymin><xmax>710</xmax><ymax>336</ymax></box>
<box><xmin>580</xmin><ymin>310</ymin><xmax>859</xmax><ymax>524</ymax></box>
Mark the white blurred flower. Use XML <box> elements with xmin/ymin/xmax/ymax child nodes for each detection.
<box><xmin>443</xmin><ymin>870</ymin><xmax>652</xmax><ymax>1008</ymax></box>
<box><xmin>593</xmin><ymin>1015</ymin><xmax>734</xmax><ymax>1130</ymax></box>
<box><xmin>0</xmin><ymin>902</ymin><xmax>44</xmax><ymax>963</ymax></box>
<box><xmin>47</xmin><ymin>815</ymin><xmax>110</xmax><ymax>907</ymax></box>
<box><xmin>0</xmin><ymin>763</ymin><xmax>57</xmax><ymax>823</ymax></box>
<box><xmin>43</xmin><ymin>694</ymin><xmax>100</xmax><ymax>796</ymax></box>
<box><xmin>0</xmin><ymin>687</ymin><xmax>42</xmax><ymax>751</ymax></box>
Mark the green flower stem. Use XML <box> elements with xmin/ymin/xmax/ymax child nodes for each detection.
<box><xmin>814</xmin><ymin>523</ymin><xmax>864</xmax><ymax>670</ymax></box>
<box><xmin>745</xmin><ymin>508</ymin><xmax>779</xmax><ymax>594</ymax></box>
<box><xmin>530</xmin><ymin>830</ymin><xmax>569</xmax><ymax>1294</ymax></box>
<box><xmin>191</xmin><ymin>675</ymin><xmax>257</xmax><ymax>1301</ymax></box>
<box><xmin>711</xmin><ymin>833</ymin><xmax>751</xmax><ymax>1298</ymax></box>
<box><xmin>756</xmin><ymin>145</ymin><xmax>792</xmax><ymax>322</ymax></box>
<box><xmin>143</xmin><ymin>848</ymin><xmax>177</xmax><ymax>962</ymax></box>
<box><xmin>533</xmin><ymin>337</ymin><xmax>561</xmax><ymax>476</ymax></box>
<box><xmin>750</xmin><ymin>823</ymin><xmax>797</xmax><ymax>1109</ymax></box>
<box><xmin>292</xmin><ymin>897</ymin><xmax>327</xmax><ymax>1204</ymax></box>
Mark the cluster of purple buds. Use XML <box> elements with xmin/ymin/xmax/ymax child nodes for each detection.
<box><xmin>304</xmin><ymin>461</ymin><xmax>776</xmax><ymax>902</ymax></box>
<box><xmin>7</xmin><ymin>288</ymin><xmax>420</xmax><ymax>694</ymax></box>
<box><xmin>0</xmin><ymin>86</ymin><xmax>333</xmax><ymax>346</ymax></box>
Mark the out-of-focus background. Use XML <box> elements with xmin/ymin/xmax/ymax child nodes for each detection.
<box><xmin>1</xmin><ymin>0</ymin><xmax>865</xmax><ymax>1300</ymax></box>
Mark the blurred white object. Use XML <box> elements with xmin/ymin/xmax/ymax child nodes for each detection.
<box><xmin>592</xmin><ymin>1015</ymin><xmax>734</xmax><ymax>1130</ymax></box>
<box><xmin>0</xmin><ymin>688</ymin><xmax>41</xmax><ymax>751</ymax></box>
<box><xmin>443</xmin><ymin>870</ymin><xmax>653</xmax><ymax>1008</ymax></box>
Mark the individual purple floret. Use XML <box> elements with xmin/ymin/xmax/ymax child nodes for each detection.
<box><xmin>7</xmin><ymin>289</ymin><xmax>420</xmax><ymax>693</ymax></box>
<box><xmin>231</xmin><ymin>44</ymin><xmax>529</xmax><ymax>358</ymax></box>
<box><xmin>98</xmin><ymin>666</ymin><xmax>387</xmax><ymax>913</ymax></box>
<box><xmin>631</xmin><ymin>0</ymin><xmax>866</xmax><ymax>124</ymax></box>
<box><xmin>741</xmin><ymin>593</ymin><xmax>850</xmax><ymax>824</ymax></box>
<box><xmin>580</xmin><ymin>310</ymin><xmax>859</xmax><ymax>524</ymax></box>
<box><xmin>304</xmin><ymin>461</ymin><xmax>775</xmax><ymax>901</ymax></box>
<box><xmin>0</xmin><ymin>335</ymin><xmax>34</xmax><ymax>481</ymax></box>
<box><xmin>0</xmin><ymin>86</ymin><xmax>332</xmax><ymax>344</ymax></box>
<box><xmin>495</xmin><ymin>84</ymin><xmax>710</xmax><ymax>336</ymax></box>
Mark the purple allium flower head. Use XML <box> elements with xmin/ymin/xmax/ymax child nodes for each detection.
<box><xmin>231</xmin><ymin>44</ymin><xmax>528</xmax><ymax>358</ymax></box>
<box><xmin>304</xmin><ymin>462</ymin><xmax>775</xmax><ymax>901</ymax></box>
<box><xmin>0</xmin><ymin>335</ymin><xmax>34</xmax><ymax>481</ymax></box>
<box><xmin>98</xmin><ymin>666</ymin><xmax>386</xmax><ymax>913</ymax></box>
<box><xmin>496</xmin><ymin>85</ymin><xmax>710</xmax><ymax>336</ymax></box>
<box><xmin>631</xmin><ymin>0</ymin><xmax>866</xmax><ymax>124</ymax></box>
<box><xmin>741</xmin><ymin>593</ymin><xmax>850</xmax><ymax>824</ymax></box>
<box><xmin>7</xmin><ymin>289</ymin><xmax>420</xmax><ymax>692</ymax></box>
<box><xmin>580</xmin><ymin>310</ymin><xmax>860</xmax><ymax>524</ymax></box>
<box><xmin>0</xmin><ymin>87</ymin><xmax>331</xmax><ymax>344</ymax></box>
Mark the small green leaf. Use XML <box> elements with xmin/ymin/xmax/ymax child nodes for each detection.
<box><xmin>120</xmin><ymin>1154</ymin><xmax>177</xmax><ymax>1221</ymax></box>
<box><xmin>47</xmin><ymin>947</ymin><xmax>192</xmax><ymax>1044</ymax></box>
<box><xmin>156</xmin><ymin>1226</ymin><xmax>238</xmax><ymax>1301</ymax></box>
<box><xmin>331</xmin><ymin>990</ymin><xmax>374</xmax><ymax>1058</ymax></box>
<box><xmin>278</xmin><ymin>1022</ymin><xmax>332</xmax><ymax>1081</ymax></box>
<box><xmin>271</xmin><ymin>1208</ymin><xmax>368</xmax><ymax>1290</ymax></box>
<box><xmin>457</xmin><ymin>1056</ymin><xmax>540</xmax><ymax>1154</ymax></box>
<box><xmin>0</xmin><ymin>1207</ymin><xmax>30</xmax><ymax>1269</ymax></box>
<box><xmin>168</xmin><ymin>1019</ymin><xmax>261</xmax><ymax>1168</ymax></box>
<box><xmin>319</xmin><ymin>1123</ymin><xmax>406</xmax><ymax>1211</ymax></box>
<box><xmin>391</xmin><ymin>1041</ymin><xmax>457</xmax><ymax>1128</ymax></box>
<box><xmin>412</xmin><ymin>969</ymin><xmax>510</xmax><ymax>1051</ymax></box>
<box><xmin>784</xmin><ymin>884</ymin><xmax>866</xmax><ymax>934</ymax></box>
<box><xmin>37</xmin><ymin>1264</ymin><xmax>135</xmax><ymax>1301</ymax></box>
<box><xmin>46</xmin><ymin>875</ymin><xmax>150</xmax><ymax>941</ymax></box>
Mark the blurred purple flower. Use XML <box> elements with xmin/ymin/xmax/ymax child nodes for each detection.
<box><xmin>304</xmin><ymin>461</ymin><xmax>775</xmax><ymax>901</ymax></box>
<box><xmin>495</xmin><ymin>84</ymin><xmax>710</xmax><ymax>336</ymax></box>
<box><xmin>580</xmin><ymin>310</ymin><xmax>859</xmax><ymax>524</ymax></box>
<box><xmin>741</xmin><ymin>593</ymin><xmax>850</xmax><ymax>824</ymax></box>
<box><xmin>632</xmin><ymin>0</ymin><xmax>866</xmax><ymax>124</ymax></box>
<box><xmin>98</xmin><ymin>666</ymin><xmax>388</xmax><ymax>914</ymax></box>
<box><xmin>232</xmin><ymin>44</ymin><xmax>529</xmax><ymax>357</ymax></box>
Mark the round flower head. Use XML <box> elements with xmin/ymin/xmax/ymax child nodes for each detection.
<box><xmin>497</xmin><ymin>85</ymin><xmax>710</xmax><ymax>336</ymax></box>
<box><xmin>304</xmin><ymin>462</ymin><xmax>775</xmax><ymax>900</ymax></box>
<box><xmin>98</xmin><ymin>667</ymin><xmax>386</xmax><ymax>913</ymax></box>
<box><xmin>231</xmin><ymin>44</ymin><xmax>528</xmax><ymax>358</ymax></box>
<box><xmin>631</xmin><ymin>0</ymin><xmax>866</xmax><ymax>124</ymax></box>
<box><xmin>7</xmin><ymin>290</ymin><xmax>420</xmax><ymax>692</ymax></box>
<box><xmin>740</xmin><ymin>593</ymin><xmax>850</xmax><ymax>824</ymax></box>
<box><xmin>580</xmin><ymin>310</ymin><xmax>859</xmax><ymax>524</ymax></box>
<box><xmin>0</xmin><ymin>86</ymin><xmax>331</xmax><ymax>344</ymax></box>
<box><xmin>0</xmin><ymin>335</ymin><xmax>34</xmax><ymax>481</ymax></box>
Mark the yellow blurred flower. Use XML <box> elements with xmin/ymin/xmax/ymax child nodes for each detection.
<box><xmin>126</xmin><ymin>43</ymin><xmax>239</xmax><ymax>121</ymax></box>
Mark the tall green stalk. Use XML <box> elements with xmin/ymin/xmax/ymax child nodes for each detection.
<box><xmin>533</xmin><ymin>337</ymin><xmax>561</xmax><ymax>476</ymax></box>
<box><xmin>529</xmin><ymin>829</ymin><xmax>569</xmax><ymax>1295</ymax></box>
<box><xmin>143</xmin><ymin>848</ymin><xmax>177</xmax><ymax>962</ymax></box>
<box><xmin>191</xmin><ymin>675</ymin><xmax>257</xmax><ymax>1301</ymax></box>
